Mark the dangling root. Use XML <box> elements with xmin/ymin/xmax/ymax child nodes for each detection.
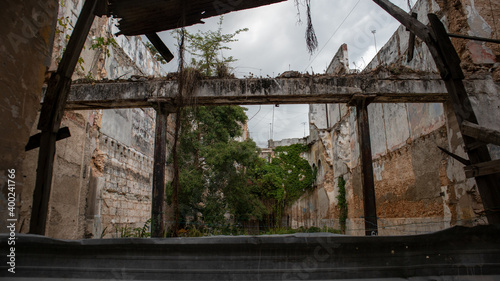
<box><xmin>305</xmin><ymin>0</ymin><xmax>318</xmax><ymax>55</ymax></box>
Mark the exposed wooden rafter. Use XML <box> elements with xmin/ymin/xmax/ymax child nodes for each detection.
<box><xmin>461</xmin><ymin>121</ymin><xmax>500</xmax><ymax>147</ymax></box>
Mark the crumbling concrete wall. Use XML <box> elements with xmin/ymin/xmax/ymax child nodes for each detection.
<box><xmin>17</xmin><ymin>0</ymin><xmax>168</xmax><ymax>239</ymax></box>
<box><xmin>286</xmin><ymin>0</ymin><xmax>498</xmax><ymax>235</ymax></box>
<box><xmin>0</xmin><ymin>0</ymin><xmax>59</xmax><ymax>233</ymax></box>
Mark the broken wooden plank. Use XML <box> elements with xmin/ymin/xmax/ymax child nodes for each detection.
<box><xmin>59</xmin><ymin>74</ymin><xmax>449</xmax><ymax>110</ymax></box>
<box><xmin>30</xmin><ymin>0</ymin><xmax>97</xmax><ymax>235</ymax></box>
<box><xmin>464</xmin><ymin>159</ymin><xmax>500</xmax><ymax>179</ymax></box>
<box><xmin>355</xmin><ymin>98</ymin><xmax>378</xmax><ymax>236</ymax></box>
<box><xmin>461</xmin><ymin>121</ymin><xmax>500</xmax><ymax>147</ymax></box>
<box><xmin>448</xmin><ymin>33</ymin><xmax>500</xmax><ymax>44</ymax></box>
<box><xmin>25</xmin><ymin>127</ymin><xmax>71</xmax><ymax>151</ymax></box>
<box><xmin>406</xmin><ymin>12</ymin><xmax>417</xmax><ymax>62</ymax></box>
<box><xmin>145</xmin><ymin>33</ymin><xmax>174</xmax><ymax>63</ymax></box>
<box><xmin>112</xmin><ymin>0</ymin><xmax>287</xmax><ymax>36</ymax></box>
<box><xmin>438</xmin><ymin>146</ymin><xmax>471</xmax><ymax>166</ymax></box>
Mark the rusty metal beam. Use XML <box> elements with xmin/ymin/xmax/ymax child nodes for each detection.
<box><xmin>58</xmin><ymin>74</ymin><xmax>449</xmax><ymax>110</ymax></box>
<box><xmin>355</xmin><ymin>98</ymin><xmax>378</xmax><ymax>236</ymax></box>
<box><xmin>29</xmin><ymin>0</ymin><xmax>97</xmax><ymax>235</ymax></box>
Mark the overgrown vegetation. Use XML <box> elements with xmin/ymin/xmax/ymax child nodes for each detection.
<box><xmin>173</xmin><ymin>16</ymin><xmax>248</xmax><ymax>77</ymax></box>
<box><xmin>159</xmin><ymin>17</ymin><xmax>323</xmax><ymax>237</ymax></box>
<box><xmin>253</xmin><ymin>144</ymin><xmax>317</xmax><ymax>228</ymax></box>
<box><xmin>166</xmin><ymin>105</ymin><xmax>267</xmax><ymax>233</ymax></box>
<box><xmin>55</xmin><ymin>11</ymin><xmax>116</xmax><ymax>73</ymax></box>
<box><xmin>90</xmin><ymin>36</ymin><xmax>117</xmax><ymax>58</ymax></box>
<box><xmin>115</xmin><ymin>219</ymin><xmax>151</xmax><ymax>238</ymax></box>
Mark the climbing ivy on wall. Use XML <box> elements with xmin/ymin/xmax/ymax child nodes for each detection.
<box><xmin>337</xmin><ymin>176</ymin><xmax>347</xmax><ymax>234</ymax></box>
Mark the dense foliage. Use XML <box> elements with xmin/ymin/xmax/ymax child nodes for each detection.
<box><xmin>164</xmin><ymin>18</ymin><xmax>317</xmax><ymax>234</ymax></box>
<box><xmin>166</xmin><ymin>106</ymin><xmax>267</xmax><ymax>229</ymax></box>
<box><xmin>166</xmin><ymin>109</ymin><xmax>317</xmax><ymax>232</ymax></box>
<box><xmin>253</xmin><ymin>144</ymin><xmax>317</xmax><ymax>227</ymax></box>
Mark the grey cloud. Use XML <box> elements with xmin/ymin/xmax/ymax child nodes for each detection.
<box><xmin>156</xmin><ymin>0</ymin><xmax>411</xmax><ymax>147</ymax></box>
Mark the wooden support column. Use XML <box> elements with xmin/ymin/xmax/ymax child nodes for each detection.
<box><xmin>371</xmin><ymin>0</ymin><xmax>500</xmax><ymax>223</ymax></box>
<box><xmin>355</xmin><ymin>98</ymin><xmax>378</xmax><ymax>236</ymax></box>
<box><xmin>151</xmin><ymin>104</ymin><xmax>172</xmax><ymax>238</ymax></box>
<box><xmin>29</xmin><ymin>0</ymin><xmax>97</xmax><ymax>235</ymax></box>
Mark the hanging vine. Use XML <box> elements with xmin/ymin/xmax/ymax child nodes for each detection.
<box><xmin>294</xmin><ymin>0</ymin><xmax>318</xmax><ymax>55</ymax></box>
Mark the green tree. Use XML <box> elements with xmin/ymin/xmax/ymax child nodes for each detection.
<box><xmin>176</xmin><ymin>16</ymin><xmax>248</xmax><ymax>76</ymax></box>
<box><xmin>167</xmin><ymin>106</ymin><xmax>266</xmax><ymax>231</ymax></box>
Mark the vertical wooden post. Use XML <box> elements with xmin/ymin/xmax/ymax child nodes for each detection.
<box><xmin>355</xmin><ymin>98</ymin><xmax>378</xmax><ymax>236</ymax></box>
<box><xmin>29</xmin><ymin>0</ymin><xmax>97</xmax><ymax>235</ymax></box>
<box><xmin>372</xmin><ymin>0</ymin><xmax>500</xmax><ymax>224</ymax></box>
<box><xmin>151</xmin><ymin>104</ymin><xmax>170</xmax><ymax>238</ymax></box>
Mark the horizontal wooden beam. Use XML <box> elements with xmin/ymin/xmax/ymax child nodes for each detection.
<box><xmin>25</xmin><ymin>127</ymin><xmax>71</xmax><ymax>151</ymax></box>
<box><xmin>53</xmin><ymin>74</ymin><xmax>451</xmax><ymax>110</ymax></box>
<box><xmin>461</xmin><ymin>121</ymin><xmax>500</xmax><ymax>147</ymax></box>
<box><xmin>464</xmin><ymin>159</ymin><xmax>500</xmax><ymax>178</ymax></box>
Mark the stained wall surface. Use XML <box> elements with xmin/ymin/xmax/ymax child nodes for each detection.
<box><xmin>0</xmin><ymin>0</ymin><xmax>59</xmax><ymax>232</ymax></box>
<box><xmin>286</xmin><ymin>0</ymin><xmax>498</xmax><ymax>235</ymax></box>
<box><xmin>15</xmin><ymin>0</ymin><xmax>169</xmax><ymax>239</ymax></box>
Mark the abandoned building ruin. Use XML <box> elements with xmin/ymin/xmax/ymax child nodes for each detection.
<box><xmin>4</xmin><ymin>0</ymin><xmax>498</xmax><ymax>238</ymax></box>
<box><xmin>1</xmin><ymin>0</ymin><xmax>500</xmax><ymax>278</ymax></box>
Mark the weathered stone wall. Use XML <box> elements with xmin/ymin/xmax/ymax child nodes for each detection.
<box><xmin>286</xmin><ymin>0</ymin><xmax>498</xmax><ymax>235</ymax></box>
<box><xmin>16</xmin><ymin>0</ymin><xmax>168</xmax><ymax>239</ymax></box>
<box><xmin>0</xmin><ymin>0</ymin><xmax>59</xmax><ymax>232</ymax></box>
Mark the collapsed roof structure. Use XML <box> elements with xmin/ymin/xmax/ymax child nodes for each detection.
<box><xmin>2</xmin><ymin>0</ymin><xmax>500</xmax><ymax>278</ymax></box>
<box><xmin>33</xmin><ymin>0</ymin><xmax>500</xmax><ymax>238</ymax></box>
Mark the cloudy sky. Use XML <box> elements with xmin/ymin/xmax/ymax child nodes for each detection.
<box><xmin>156</xmin><ymin>0</ymin><xmax>411</xmax><ymax>147</ymax></box>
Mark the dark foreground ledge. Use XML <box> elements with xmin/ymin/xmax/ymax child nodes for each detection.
<box><xmin>1</xmin><ymin>225</ymin><xmax>500</xmax><ymax>280</ymax></box>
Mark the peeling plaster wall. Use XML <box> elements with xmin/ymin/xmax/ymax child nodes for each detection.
<box><xmin>17</xmin><ymin>0</ymin><xmax>167</xmax><ymax>239</ymax></box>
<box><xmin>286</xmin><ymin>0</ymin><xmax>498</xmax><ymax>235</ymax></box>
<box><xmin>0</xmin><ymin>0</ymin><xmax>59</xmax><ymax>233</ymax></box>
